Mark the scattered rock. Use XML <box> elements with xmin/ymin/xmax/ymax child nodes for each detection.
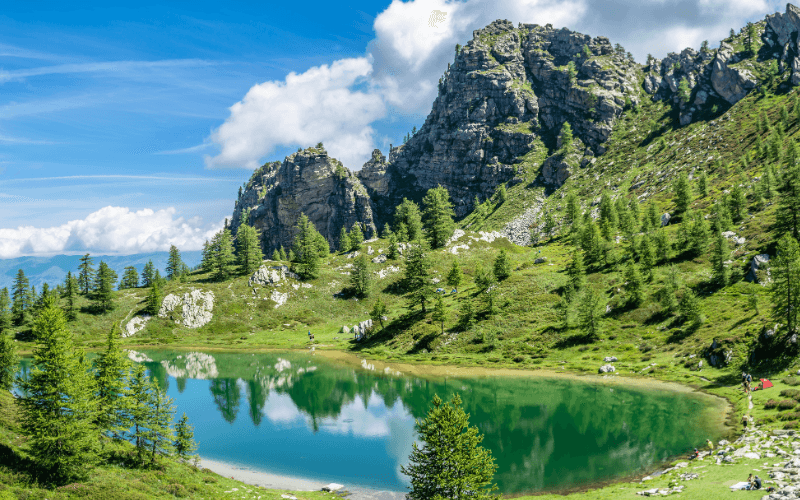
<box><xmin>270</xmin><ymin>290</ymin><xmax>289</xmax><ymax>308</ymax></box>
<box><xmin>603</xmin><ymin>356</ymin><xmax>618</xmax><ymax>363</ymax></box>
<box><xmin>661</xmin><ymin>213</ymin><xmax>671</xmax><ymax>227</ymax></box>
<box><xmin>534</xmin><ymin>257</ymin><xmax>548</xmax><ymax>264</ymax></box>
<box><xmin>372</xmin><ymin>254</ymin><xmax>387</xmax><ymax>264</ymax></box>
<box><xmin>746</xmin><ymin>254</ymin><xmax>771</xmax><ymax>284</ymax></box>
<box><xmin>124</xmin><ymin>315</ymin><xmax>151</xmax><ymax>337</ymax></box>
<box><xmin>321</xmin><ymin>483</ymin><xmax>344</xmax><ymax>492</ymax></box>
<box><xmin>599</xmin><ymin>364</ymin><xmax>616</xmax><ymax>374</ymax></box>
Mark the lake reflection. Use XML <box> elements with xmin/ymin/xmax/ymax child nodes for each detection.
<box><xmin>32</xmin><ymin>349</ymin><xmax>726</xmax><ymax>494</ymax></box>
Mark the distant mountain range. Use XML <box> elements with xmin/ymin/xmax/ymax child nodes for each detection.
<box><xmin>0</xmin><ymin>251</ymin><xmax>203</xmax><ymax>291</ymax></box>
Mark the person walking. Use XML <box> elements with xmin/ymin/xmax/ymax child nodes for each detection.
<box><xmin>746</xmin><ymin>372</ymin><xmax>753</xmax><ymax>394</ymax></box>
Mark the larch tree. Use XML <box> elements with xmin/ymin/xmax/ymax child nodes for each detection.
<box><xmin>0</xmin><ymin>288</ymin><xmax>11</xmax><ymax>334</ymax></box>
<box><xmin>208</xmin><ymin>229</ymin><xmax>236</xmax><ymax>281</ymax></box>
<box><xmin>349</xmin><ymin>222</ymin><xmax>364</xmax><ymax>252</ymax></box>
<box><xmin>166</xmin><ymin>245</ymin><xmax>185</xmax><ymax>281</ymax></box>
<box><xmin>62</xmin><ymin>272</ymin><xmax>79</xmax><ymax>321</ymax></box>
<box><xmin>147</xmin><ymin>386</ymin><xmax>175</xmax><ymax>464</ymax></box>
<box><xmin>78</xmin><ymin>254</ymin><xmax>95</xmax><ymax>295</ymax></box>
<box><xmin>370</xmin><ymin>298</ymin><xmax>388</xmax><ymax>330</ymax></box>
<box><xmin>236</xmin><ymin>224</ymin><xmax>264</xmax><ymax>275</ymax></box>
<box><xmin>777</xmin><ymin>153</ymin><xmax>800</xmax><ymax>240</ymax></box>
<box><xmin>401</xmin><ymin>394</ymin><xmax>500</xmax><ymax>500</ymax></box>
<box><xmin>339</xmin><ymin>226</ymin><xmax>351</xmax><ymax>253</ymax></box>
<box><xmin>422</xmin><ymin>185</ymin><xmax>456</xmax><ymax>248</ymax></box>
<box><xmin>772</xmin><ymin>234</ymin><xmax>800</xmax><ymax>334</ymax></box>
<box><xmin>404</xmin><ymin>241</ymin><xmax>433</xmax><ymax>313</ymax></box>
<box><xmin>127</xmin><ymin>364</ymin><xmax>155</xmax><ymax>464</ymax></box>
<box><xmin>395</xmin><ymin>198</ymin><xmax>423</xmax><ymax>241</ymax></box>
<box><xmin>578</xmin><ymin>287</ymin><xmax>604</xmax><ymax>341</ymax></box>
<box><xmin>93</xmin><ymin>324</ymin><xmax>131</xmax><ymax>441</ymax></box>
<box><xmin>292</xmin><ymin>214</ymin><xmax>323</xmax><ymax>279</ymax></box>
<box><xmin>673</xmin><ymin>171</ymin><xmax>692</xmax><ymax>216</ymax></box>
<box><xmin>18</xmin><ymin>296</ymin><xmax>99</xmax><ymax>482</ymax></box>
<box><xmin>92</xmin><ymin>261</ymin><xmax>117</xmax><ymax>313</ymax></box>
<box><xmin>432</xmin><ymin>294</ymin><xmax>448</xmax><ymax>335</ymax></box>
<box><xmin>446</xmin><ymin>259</ymin><xmax>463</xmax><ymax>291</ymax></box>
<box><xmin>493</xmin><ymin>250</ymin><xmax>512</xmax><ymax>281</ymax></box>
<box><xmin>350</xmin><ymin>254</ymin><xmax>371</xmax><ymax>298</ymax></box>
<box><xmin>12</xmin><ymin>269</ymin><xmax>30</xmax><ymax>326</ymax></box>
<box><xmin>120</xmin><ymin>266</ymin><xmax>139</xmax><ymax>290</ymax></box>
<box><xmin>141</xmin><ymin>260</ymin><xmax>155</xmax><ymax>288</ymax></box>
<box><xmin>174</xmin><ymin>413</ymin><xmax>198</xmax><ymax>463</ymax></box>
<box><xmin>710</xmin><ymin>229</ymin><xmax>730</xmax><ymax>287</ymax></box>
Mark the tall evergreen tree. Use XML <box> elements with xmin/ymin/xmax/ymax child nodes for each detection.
<box><xmin>679</xmin><ymin>288</ymin><xmax>702</xmax><ymax>328</ymax></box>
<box><xmin>432</xmin><ymin>294</ymin><xmax>448</xmax><ymax>335</ymax></box>
<box><xmin>422</xmin><ymin>185</ymin><xmax>456</xmax><ymax>248</ymax></box>
<box><xmin>493</xmin><ymin>250</ymin><xmax>512</xmax><ymax>281</ymax></box>
<box><xmin>0</xmin><ymin>288</ymin><xmax>10</xmax><ymax>334</ymax></box>
<box><xmin>624</xmin><ymin>262</ymin><xmax>645</xmax><ymax>307</ymax></box>
<box><xmin>146</xmin><ymin>281</ymin><xmax>163</xmax><ymax>316</ymax></box>
<box><xmin>18</xmin><ymin>297</ymin><xmax>98</xmax><ymax>482</ymax></box>
<box><xmin>404</xmin><ymin>241</ymin><xmax>433</xmax><ymax>313</ymax></box>
<box><xmin>339</xmin><ymin>226</ymin><xmax>350</xmax><ymax>253</ymax></box>
<box><xmin>710</xmin><ymin>230</ymin><xmax>730</xmax><ymax>287</ymax></box>
<box><xmin>141</xmin><ymin>260</ymin><xmax>155</xmax><ymax>288</ymax></box>
<box><xmin>93</xmin><ymin>324</ymin><xmax>131</xmax><ymax>440</ymax></box>
<box><xmin>777</xmin><ymin>155</ymin><xmax>800</xmax><ymax>240</ymax></box>
<box><xmin>349</xmin><ymin>222</ymin><xmax>364</xmax><ymax>252</ymax></box>
<box><xmin>0</xmin><ymin>327</ymin><xmax>17</xmax><ymax>391</ymax></box>
<box><xmin>292</xmin><ymin>214</ymin><xmax>323</xmax><ymax>279</ymax></box>
<box><xmin>729</xmin><ymin>182</ymin><xmax>747</xmax><ymax>222</ymax></box>
<box><xmin>772</xmin><ymin>234</ymin><xmax>800</xmax><ymax>334</ymax></box>
<box><xmin>208</xmin><ymin>229</ymin><xmax>236</xmax><ymax>281</ymax></box>
<box><xmin>147</xmin><ymin>386</ymin><xmax>175</xmax><ymax>464</ymax></box>
<box><xmin>654</xmin><ymin>228</ymin><xmax>671</xmax><ymax>263</ymax></box>
<box><xmin>401</xmin><ymin>394</ymin><xmax>500</xmax><ymax>500</ymax></box>
<box><xmin>580</xmin><ymin>219</ymin><xmax>604</xmax><ymax>266</ymax></box>
<box><xmin>578</xmin><ymin>287</ymin><xmax>603</xmax><ymax>341</ymax></box>
<box><xmin>126</xmin><ymin>364</ymin><xmax>154</xmax><ymax>464</ymax></box>
<box><xmin>673</xmin><ymin>171</ymin><xmax>692</xmax><ymax>215</ymax></box>
<box><xmin>370</xmin><ymin>298</ymin><xmax>388</xmax><ymax>330</ymax></box>
<box><xmin>395</xmin><ymin>199</ymin><xmax>423</xmax><ymax>241</ymax></box>
<box><xmin>236</xmin><ymin>224</ymin><xmax>263</xmax><ymax>275</ymax></box>
<box><xmin>638</xmin><ymin>234</ymin><xmax>656</xmax><ymax>279</ymax></box>
<box><xmin>688</xmin><ymin>211</ymin><xmax>710</xmax><ymax>257</ymax></box>
<box><xmin>78</xmin><ymin>254</ymin><xmax>95</xmax><ymax>295</ymax></box>
<box><xmin>598</xmin><ymin>190</ymin><xmax>618</xmax><ymax>229</ymax></box>
<box><xmin>446</xmin><ymin>260</ymin><xmax>463</xmax><ymax>290</ymax></box>
<box><xmin>564</xmin><ymin>190</ymin><xmax>580</xmax><ymax>226</ymax></box>
<box><xmin>350</xmin><ymin>254</ymin><xmax>371</xmax><ymax>298</ymax></box>
<box><xmin>473</xmin><ymin>263</ymin><xmax>496</xmax><ymax>294</ymax></box>
<box><xmin>62</xmin><ymin>272</ymin><xmax>78</xmax><ymax>321</ymax></box>
<box><xmin>120</xmin><ymin>266</ymin><xmax>139</xmax><ymax>290</ymax></box>
<box><xmin>173</xmin><ymin>413</ymin><xmax>198</xmax><ymax>463</ymax></box>
<box><xmin>388</xmin><ymin>232</ymin><xmax>400</xmax><ymax>260</ymax></box>
<box><xmin>92</xmin><ymin>261</ymin><xmax>116</xmax><ymax>313</ymax></box>
<box><xmin>166</xmin><ymin>245</ymin><xmax>185</xmax><ymax>281</ymax></box>
<box><xmin>11</xmin><ymin>269</ymin><xmax>30</xmax><ymax>326</ymax></box>
<box><xmin>566</xmin><ymin>249</ymin><xmax>586</xmax><ymax>296</ymax></box>
<box><xmin>698</xmin><ymin>171</ymin><xmax>708</xmax><ymax>197</ymax></box>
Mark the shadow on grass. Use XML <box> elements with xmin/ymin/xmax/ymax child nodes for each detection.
<box><xmin>553</xmin><ymin>332</ymin><xmax>598</xmax><ymax>348</ymax></box>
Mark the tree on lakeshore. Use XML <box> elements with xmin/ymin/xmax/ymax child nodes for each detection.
<box><xmin>236</xmin><ymin>224</ymin><xmax>263</xmax><ymax>275</ymax></box>
<box><xmin>432</xmin><ymin>294</ymin><xmax>448</xmax><ymax>335</ymax></box>
<box><xmin>92</xmin><ymin>261</ymin><xmax>117</xmax><ymax>313</ymax></box>
<box><xmin>18</xmin><ymin>296</ymin><xmax>98</xmax><ymax>482</ymax></box>
<box><xmin>120</xmin><ymin>266</ymin><xmax>139</xmax><ymax>290</ymax></box>
<box><xmin>141</xmin><ymin>260</ymin><xmax>155</xmax><ymax>288</ymax></box>
<box><xmin>0</xmin><ymin>328</ymin><xmax>18</xmax><ymax>391</ymax></box>
<box><xmin>292</xmin><ymin>214</ymin><xmax>323</xmax><ymax>280</ymax></box>
<box><xmin>166</xmin><ymin>245</ymin><xmax>185</xmax><ymax>281</ymax></box>
<box><xmin>78</xmin><ymin>254</ymin><xmax>95</xmax><ymax>295</ymax></box>
<box><xmin>446</xmin><ymin>260</ymin><xmax>463</xmax><ymax>290</ymax></box>
<box><xmin>395</xmin><ymin>198</ymin><xmax>423</xmax><ymax>241</ymax></box>
<box><xmin>12</xmin><ymin>269</ymin><xmax>30</xmax><ymax>326</ymax></box>
<box><xmin>93</xmin><ymin>324</ymin><xmax>131</xmax><ymax>440</ymax></box>
<box><xmin>147</xmin><ymin>386</ymin><xmax>175</xmax><ymax>464</ymax></box>
<box><xmin>127</xmin><ymin>364</ymin><xmax>155</xmax><ymax>464</ymax></box>
<box><xmin>350</xmin><ymin>254</ymin><xmax>371</xmax><ymax>298</ymax></box>
<box><xmin>404</xmin><ymin>241</ymin><xmax>433</xmax><ymax>313</ymax></box>
<box><xmin>422</xmin><ymin>185</ymin><xmax>456</xmax><ymax>248</ymax></box>
<box><xmin>370</xmin><ymin>298</ymin><xmax>388</xmax><ymax>330</ymax></box>
<box><xmin>772</xmin><ymin>234</ymin><xmax>800</xmax><ymax>334</ymax></box>
<box><xmin>401</xmin><ymin>394</ymin><xmax>499</xmax><ymax>500</ymax></box>
<box><xmin>0</xmin><ymin>288</ymin><xmax>11</xmax><ymax>334</ymax></box>
<box><xmin>174</xmin><ymin>413</ymin><xmax>198</xmax><ymax>463</ymax></box>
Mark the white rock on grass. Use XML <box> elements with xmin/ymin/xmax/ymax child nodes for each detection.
<box><xmin>124</xmin><ymin>315</ymin><xmax>151</xmax><ymax>337</ymax></box>
<box><xmin>159</xmin><ymin>289</ymin><xmax>215</xmax><ymax>328</ymax></box>
<box><xmin>270</xmin><ymin>290</ymin><xmax>289</xmax><ymax>308</ymax></box>
<box><xmin>450</xmin><ymin>244</ymin><xmax>470</xmax><ymax>255</ymax></box>
<box><xmin>372</xmin><ymin>254</ymin><xmax>387</xmax><ymax>264</ymax></box>
<box><xmin>599</xmin><ymin>364</ymin><xmax>616</xmax><ymax>373</ymax></box>
<box><xmin>603</xmin><ymin>356</ymin><xmax>618</xmax><ymax>362</ymax></box>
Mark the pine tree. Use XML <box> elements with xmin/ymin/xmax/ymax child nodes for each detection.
<box><xmin>493</xmin><ymin>250</ymin><xmax>512</xmax><ymax>281</ymax></box>
<box><xmin>654</xmin><ymin>228</ymin><xmax>671</xmax><ymax>263</ymax></box>
<box><xmin>598</xmin><ymin>190</ymin><xmax>618</xmax><ymax>230</ymax></box>
<box><xmin>777</xmin><ymin>155</ymin><xmax>800</xmax><ymax>240</ymax></box>
<box><xmin>565</xmin><ymin>191</ymin><xmax>580</xmax><ymax>225</ymax></box>
<box><xmin>729</xmin><ymin>182</ymin><xmax>747</xmax><ymax>222</ymax></box>
<box><xmin>12</xmin><ymin>269</ymin><xmax>30</xmax><ymax>326</ymax></box>
<box><xmin>679</xmin><ymin>288</ymin><xmax>702</xmax><ymax>328</ymax></box>
<box><xmin>141</xmin><ymin>260</ymin><xmax>155</xmax><ymax>287</ymax></box>
<box><xmin>624</xmin><ymin>262</ymin><xmax>645</xmax><ymax>307</ymax></box>
<box><xmin>658</xmin><ymin>266</ymin><xmax>681</xmax><ymax>315</ymax></box>
<box><xmin>166</xmin><ymin>245</ymin><xmax>185</xmax><ymax>281</ymax></box>
<box><xmin>674</xmin><ymin>171</ymin><xmax>691</xmax><ymax>215</ymax></box>
<box><xmin>688</xmin><ymin>211</ymin><xmax>709</xmax><ymax>258</ymax></box>
<box><xmin>370</xmin><ymin>298</ymin><xmax>388</xmax><ymax>330</ymax></box>
<box><xmin>292</xmin><ymin>214</ymin><xmax>323</xmax><ymax>279</ymax></box>
<box><xmin>559</xmin><ymin>122</ymin><xmax>574</xmax><ymax>153</ymax></box>
<box><xmin>396</xmin><ymin>221</ymin><xmax>409</xmax><ymax>242</ymax></box>
<box><xmin>422</xmin><ymin>185</ymin><xmax>456</xmax><ymax>248</ymax></box>
<box><xmin>93</xmin><ymin>324</ymin><xmax>131</xmax><ymax>440</ymax></box>
<box><xmin>459</xmin><ymin>300</ymin><xmax>475</xmax><ymax>329</ymax></box>
<box><xmin>339</xmin><ymin>226</ymin><xmax>350</xmax><ymax>253</ymax></box>
<box><xmin>0</xmin><ymin>327</ymin><xmax>17</xmax><ymax>391</ymax></box>
<box><xmin>446</xmin><ymin>260</ymin><xmax>463</xmax><ymax>290</ymax></box>
<box><xmin>388</xmin><ymin>232</ymin><xmax>400</xmax><ymax>260</ymax></box>
<box><xmin>698</xmin><ymin>171</ymin><xmax>708</xmax><ymax>197</ymax></box>
<box><xmin>566</xmin><ymin>60</ymin><xmax>577</xmax><ymax>83</ymax></box>
<box><xmin>349</xmin><ymin>222</ymin><xmax>364</xmax><ymax>252</ymax></box>
<box><xmin>578</xmin><ymin>288</ymin><xmax>603</xmax><ymax>341</ymax></box>
<box><xmin>147</xmin><ymin>386</ymin><xmax>175</xmax><ymax>464</ymax></box>
<box><xmin>236</xmin><ymin>224</ymin><xmax>263</xmax><ymax>275</ymax></box>
<box><xmin>208</xmin><ymin>229</ymin><xmax>236</xmax><ymax>281</ymax></box>
<box><xmin>772</xmin><ymin>234</ymin><xmax>800</xmax><ymax>334</ymax></box>
<box><xmin>173</xmin><ymin>413</ymin><xmax>198</xmax><ymax>463</ymax></box>
<box><xmin>567</xmin><ymin>249</ymin><xmax>586</xmax><ymax>294</ymax></box>
<box><xmin>677</xmin><ymin>78</ymin><xmax>691</xmax><ymax>104</ymax></box>
<box><xmin>382</xmin><ymin>223</ymin><xmax>394</xmax><ymax>239</ymax></box>
<box><xmin>581</xmin><ymin>219</ymin><xmax>603</xmax><ymax>266</ymax></box>
<box><xmin>744</xmin><ymin>22</ymin><xmax>757</xmax><ymax>55</ymax></box>
<box><xmin>146</xmin><ymin>281</ymin><xmax>162</xmax><ymax>316</ymax></box>
<box><xmin>473</xmin><ymin>263</ymin><xmax>496</xmax><ymax>294</ymax></box>
<box><xmin>78</xmin><ymin>254</ymin><xmax>95</xmax><ymax>295</ymax></box>
<box><xmin>638</xmin><ymin>234</ymin><xmax>656</xmax><ymax>278</ymax></box>
<box><xmin>0</xmin><ymin>288</ymin><xmax>10</xmax><ymax>334</ymax></box>
<box><xmin>395</xmin><ymin>199</ymin><xmax>423</xmax><ymax>241</ymax></box>
<box><xmin>18</xmin><ymin>296</ymin><xmax>98</xmax><ymax>482</ymax></box>
<box><xmin>541</xmin><ymin>210</ymin><xmax>556</xmax><ymax>238</ymax></box>
<box><xmin>432</xmin><ymin>294</ymin><xmax>448</xmax><ymax>334</ymax></box>
<box><xmin>707</xmin><ymin>229</ymin><xmax>728</xmax><ymax>287</ymax></box>
<box><xmin>92</xmin><ymin>261</ymin><xmax>116</xmax><ymax>313</ymax></box>
<box><xmin>61</xmin><ymin>272</ymin><xmax>78</xmax><ymax>321</ymax></box>
<box><xmin>647</xmin><ymin>202</ymin><xmax>661</xmax><ymax>231</ymax></box>
<box><xmin>404</xmin><ymin>241</ymin><xmax>433</xmax><ymax>313</ymax></box>
<box><xmin>495</xmin><ymin>184</ymin><xmax>507</xmax><ymax>205</ymax></box>
<box><xmin>120</xmin><ymin>266</ymin><xmax>139</xmax><ymax>290</ymax></box>
<box><xmin>200</xmin><ymin>241</ymin><xmax>213</xmax><ymax>273</ymax></box>
<box><xmin>272</xmin><ymin>248</ymin><xmax>280</xmax><ymax>261</ymax></box>
<box><xmin>127</xmin><ymin>364</ymin><xmax>154</xmax><ymax>464</ymax></box>
<box><xmin>279</xmin><ymin>246</ymin><xmax>287</xmax><ymax>261</ymax></box>
<box><xmin>350</xmin><ymin>254</ymin><xmax>371</xmax><ymax>298</ymax></box>
<box><xmin>401</xmin><ymin>394</ymin><xmax>500</xmax><ymax>500</ymax></box>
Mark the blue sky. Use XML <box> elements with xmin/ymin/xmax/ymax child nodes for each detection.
<box><xmin>0</xmin><ymin>0</ymin><xmax>780</xmax><ymax>258</ymax></box>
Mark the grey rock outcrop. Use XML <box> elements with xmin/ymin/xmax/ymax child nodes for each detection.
<box><xmin>159</xmin><ymin>289</ymin><xmax>214</xmax><ymax>329</ymax></box>
<box><xmin>599</xmin><ymin>364</ymin><xmax>615</xmax><ymax>373</ymax></box>
<box><xmin>249</xmin><ymin>265</ymin><xmax>299</xmax><ymax>287</ymax></box>
<box><xmin>764</xmin><ymin>4</ymin><xmax>800</xmax><ymax>85</ymax></box>
<box><xmin>232</xmin><ymin>146</ymin><xmax>376</xmax><ymax>254</ymax></box>
<box><xmin>746</xmin><ymin>254</ymin><xmax>771</xmax><ymax>284</ymax></box>
<box><xmin>124</xmin><ymin>315</ymin><xmax>151</xmax><ymax>337</ymax></box>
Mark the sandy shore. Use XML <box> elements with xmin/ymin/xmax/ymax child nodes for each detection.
<box><xmin>199</xmin><ymin>457</ymin><xmax>406</xmax><ymax>500</ymax></box>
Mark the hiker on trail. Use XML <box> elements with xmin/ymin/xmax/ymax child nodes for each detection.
<box><xmin>746</xmin><ymin>373</ymin><xmax>753</xmax><ymax>394</ymax></box>
<box><xmin>706</xmin><ymin>439</ymin><xmax>714</xmax><ymax>451</ymax></box>
<box><xmin>742</xmin><ymin>414</ymin><xmax>748</xmax><ymax>429</ymax></box>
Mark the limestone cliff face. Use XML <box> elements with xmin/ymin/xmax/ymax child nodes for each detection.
<box><xmin>358</xmin><ymin>20</ymin><xmax>642</xmax><ymax>220</ymax></box>
<box><xmin>231</xmin><ymin>147</ymin><xmax>376</xmax><ymax>254</ymax></box>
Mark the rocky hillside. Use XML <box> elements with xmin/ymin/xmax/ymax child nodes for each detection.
<box><xmin>231</xmin><ymin>146</ymin><xmax>376</xmax><ymax>253</ymax></box>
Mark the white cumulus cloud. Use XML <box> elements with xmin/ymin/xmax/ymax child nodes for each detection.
<box><xmin>205</xmin><ymin>57</ymin><xmax>385</xmax><ymax>170</ymax></box>
<box><xmin>0</xmin><ymin>206</ymin><xmax>221</xmax><ymax>259</ymax></box>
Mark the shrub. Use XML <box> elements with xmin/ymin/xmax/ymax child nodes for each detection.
<box><xmin>765</xmin><ymin>399</ymin><xmax>779</xmax><ymax>409</ymax></box>
<box><xmin>513</xmin><ymin>355</ymin><xmax>525</xmax><ymax>363</ymax></box>
<box><xmin>778</xmin><ymin>400</ymin><xmax>796</xmax><ymax>410</ymax></box>
<box><xmin>780</xmin><ymin>412</ymin><xmax>800</xmax><ymax>421</ymax></box>
<box><xmin>783</xmin><ymin>377</ymin><xmax>800</xmax><ymax>386</ymax></box>
<box><xmin>785</xmin><ymin>421</ymin><xmax>799</xmax><ymax>429</ymax></box>
<box><xmin>780</xmin><ymin>389</ymin><xmax>800</xmax><ymax>400</ymax></box>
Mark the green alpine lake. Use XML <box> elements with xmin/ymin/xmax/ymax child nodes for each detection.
<box><xmin>16</xmin><ymin>349</ymin><xmax>729</xmax><ymax>495</ymax></box>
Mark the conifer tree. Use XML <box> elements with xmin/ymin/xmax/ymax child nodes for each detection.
<box><xmin>710</xmin><ymin>229</ymin><xmax>730</xmax><ymax>287</ymax></box>
<box><xmin>401</xmin><ymin>394</ymin><xmax>499</xmax><ymax>500</ymax></box>
<box><xmin>624</xmin><ymin>262</ymin><xmax>645</xmax><ymax>307</ymax></box>
<box><xmin>291</xmin><ymin>214</ymin><xmax>323</xmax><ymax>279</ymax></box>
<box><xmin>395</xmin><ymin>199</ymin><xmax>423</xmax><ymax>241</ymax></box>
<box><xmin>541</xmin><ymin>210</ymin><xmax>556</xmax><ymax>239</ymax></box>
<box><xmin>495</xmin><ymin>184</ymin><xmax>507</xmax><ymax>205</ymax></box>
<box><xmin>396</xmin><ymin>221</ymin><xmax>409</xmax><ymax>242</ymax></box>
<box><xmin>146</xmin><ymin>281</ymin><xmax>163</xmax><ymax>316</ymax></box>
<box><xmin>688</xmin><ymin>211</ymin><xmax>710</xmax><ymax>257</ymax></box>
<box><xmin>493</xmin><ymin>250</ymin><xmax>512</xmax><ymax>281</ymax></box>
<box><xmin>382</xmin><ymin>223</ymin><xmax>393</xmax><ymax>239</ymax></box>
<box><xmin>350</xmin><ymin>254</ymin><xmax>371</xmax><ymax>298</ymax></box>
<box><xmin>339</xmin><ymin>226</ymin><xmax>350</xmax><ymax>253</ymax></box>
<box><xmin>127</xmin><ymin>364</ymin><xmax>154</xmax><ymax>464</ymax></box>
<box><xmin>459</xmin><ymin>300</ymin><xmax>475</xmax><ymax>329</ymax></box>
<box><xmin>598</xmin><ymin>190</ymin><xmax>618</xmax><ymax>230</ymax></box>
<box><xmin>446</xmin><ymin>260</ymin><xmax>463</xmax><ymax>290</ymax></box>
<box><xmin>638</xmin><ymin>234</ymin><xmax>656</xmax><ymax>278</ymax></box>
<box><xmin>729</xmin><ymin>183</ymin><xmax>747</xmax><ymax>222</ymax></box>
<box><xmin>581</xmin><ymin>219</ymin><xmax>603</xmax><ymax>266</ymax></box>
<box><xmin>679</xmin><ymin>288</ymin><xmax>702</xmax><ymax>328</ymax></box>
<box><xmin>147</xmin><ymin>386</ymin><xmax>175</xmax><ymax>464</ymax></box>
<box><xmin>208</xmin><ymin>229</ymin><xmax>236</xmax><ymax>281</ymax></box>
<box><xmin>0</xmin><ymin>327</ymin><xmax>17</xmax><ymax>391</ymax></box>
<box><xmin>141</xmin><ymin>260</ymin><xmax>155</xmax><ymax>287</ymax></box>
<box><xmin>166</xmin><ymin>245</ymin><xmax>185</xmax><ymax>281</ymax></box>
<box><xmin>236</xmin><ymin>224</ymin><xmax>263</xmax><ymax>275</ymax></box>
<box><xmin>61</xmin><ymin>272</ymin><xmax>78</xmax><ymax>321</ymax></box>
<box><xmin>272</xmin><ymin>249</ymin><xmax>281</xmax><ymax>261</ymax></box>
<box><xmin>370</xmin><ymin>298</ymin><xmax>388</xmax><ymax>330</ymax></box>
<box><xmin>629</xmin><ymin>197</ymin><xmax>640</xmax><ymax>227</ymax></box>
<box><xmin>565</xmin><ymin>191</ymin><xmax>580</xmax><ymax>226</ymax></box>
<box><xmin>772</xmin><ymin>234</ymin><xmax>800</xmax><ymax>334</ymax></box>
<box><xmin>578</xmin><ymin>287</ymin><xmax>603</xmax><ymax>341</ymax></box>
<box><xmin>78</xmin><ymin>254</ymin><xmax>95</xmax><ymax>295</ymax></box>
<box><xmin>120</xmin><ymin>266</ymin><xmax>139</xmax><ymax>290</ymax></box>
<box><xmin>698</xmin><ymin>171</ymin><xmax>708</xmax><ymax>197</ymax></box>
<box><xmin>559</xmin><ymin>122</ymin><xmax>574</xmax><ymax>153</ymax></box>
<box><xmin>674</xmin><ymin>171</ymin><xmax>691</xmax><ymax>215</ymax></box>
<box><xmin>174</xmin><ymin>413</ymin><xmax>198</xmax><ymax>463</ymax></box>
<box><xmin>658</xmin><ymin>266</ymin><xmax>681</xmax><ymax>315</ymax></box>
<box><xmin>0</xmin><ymin>288</ymin><xmax>10</xmax><ymax>334</ymax></box>
<box><xmin>349</xmin><ymin>222</ymin><xmax>364</xmax><ymax>252</ymax></box>
<box><xmin>432</xmin><ymin>294</ymin><xmax>448</xmax><ymax>334</ymax></box>
<box><xmin>647</xmin><ymin>202</ymin><xmax>661</xmax><ymax>231</ymax></box>
<box><xmin>12</xmin><ymin>269</ymin><xmax>30</xmax><ymax>326</ymax></box>
<box><xmin>567</xmin><ymin>249</ymin><xmax>586</xmax><ymax>295</ymax></box>
<box><xmin>18</xmin><ymin>297</ymin><xmax>98</xmax><ymax>482</ymax></box>
<box><xmin>279</xmin><ymin>246</ymin><xmax>287</xmax><ymax>261</ymax></box>
<box><xmin>473</xmin><ymin>263</ymin><xmax>495</xmax><ymax>294</ymax></box>
<box><xmin>422</xmin><ymin>185</ymin><xmax>456</xmax><ymax>248</ymax></box>
<box><xmin>404</xmin><ymin>241</ymin><xmax>433</xmax><ymax>313</ymax></box>
<box><xmin>92</xmin><ymin>261</ymin><xmax>117</xmax><ymax>313</ymax></box>
<box><xmin>777</xmin><ymin>154</ymin><xmax>800</xmax><ymax>240</ymax></box>
<box><xmin>654</xmin><ymin>228</ymin><xmax>671</xmax><ymax>263</ymax></box>
<box><xmin>200</xmin><ymin>241</ymin><xmax>213</xmax><ymax>274</ymax></box>
<box><xmin>93</xmin><ymin>324</ymin><xmax>131</xmax><ymax>440</ymax></box>
<box><xmin>388</xmin><ymin>232</ymin><xmax>400</xmax><ymax>260</ymax></box>
<box><xmin>783</xmin><ymin>104</ymin><xmax>790</xmax><ymax>126</ymax></box>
